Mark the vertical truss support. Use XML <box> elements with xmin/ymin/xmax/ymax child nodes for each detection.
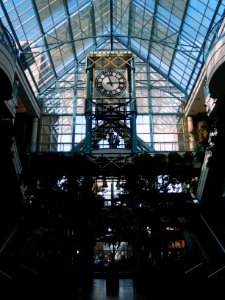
<box><xmin>130</xmin><ymin>56</ymin><xmax>137</xmax><ymax>153</ymax></box>
<box><xmin>85</xmin><ymin>59</ymin><xmax>93</xmax><ymax>154</ymax></box>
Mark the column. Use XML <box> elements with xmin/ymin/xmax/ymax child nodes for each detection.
<box><xmin>187</xmin><ymin>115</ymin><xmax>195</xmax><ymax>151</ymax></box>
<box><xmin>30</xmin><ymin>117</ymin><xmax>38</xmax><ymax>152</ymax></box>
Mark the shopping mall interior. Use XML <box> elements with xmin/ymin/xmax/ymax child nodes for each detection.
<box><xmin>0</xmin><ymin>0</ymin><xmax>225</xmax><ymax>297</ymax></box>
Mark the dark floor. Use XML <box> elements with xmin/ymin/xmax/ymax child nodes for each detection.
<box><xmin>77</xmin><ymin>278</ymin><xmax>210</xmax><ymax>300</ymax></box>
<box><xmin>79</xmin><ymin>278</ymin><xmax>172</xmax><ymax>300</ymax></box>
<box><xmin>86</xmin><ymin>279</ymin><xmax>138</xmax><ymax>300</ymax></box>
<box><xmin>0</xmin><ymin>270</ymin><xmax>218</xmax><ymax>299</ymax></box>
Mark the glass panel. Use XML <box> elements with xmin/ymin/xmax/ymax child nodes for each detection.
<box><xmin>1</xmin><ymin>0</ymin><xmax>225</xmax><ymax>153</ymax></box>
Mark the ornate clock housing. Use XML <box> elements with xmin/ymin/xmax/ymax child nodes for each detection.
<box><xmin>95</xmin><ymin>69</ymin><xmax>126</xmax><ymax>97</ymax></box>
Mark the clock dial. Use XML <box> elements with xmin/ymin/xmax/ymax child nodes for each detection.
<box><xmin>95</xmin><ymin>70</ymin><xmax>126</xmax><ymax>97</ymax></box>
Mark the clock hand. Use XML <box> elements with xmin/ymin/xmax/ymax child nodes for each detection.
<box><xmin>108</xmin><ymin>75</ymin><xmax>113</xmax><ymax>86</ymax></box>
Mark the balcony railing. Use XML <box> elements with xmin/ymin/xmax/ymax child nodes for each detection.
<box><xmin>0</xmin><ymin>22</ymin><xmax>17</xmax><ymax>61</ymax></box>
<box><xmin>21</xmin><ymin>141</ymin><xmax>200</xmax><ymax>154</ymax></box>
<box><xmin>204</xmin><ymin>15</ymin><xmax>225</xmax><ymax>62</ymax></box>
<box><xmin>0</xmin><ymin>21</ymin><xmax>18</xmax><ymax>101</ymax></box>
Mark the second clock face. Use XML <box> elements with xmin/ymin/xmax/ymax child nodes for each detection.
<box><xmin>95</xmin><ymin>70</ymin><xmax>126</xmax><ymax>97</ymax></box>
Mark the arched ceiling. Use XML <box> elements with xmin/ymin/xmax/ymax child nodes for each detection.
<box><xmin>0</xmin><ymin>0</ymin><xmax>225</xmax><ymax>101</ymax></box>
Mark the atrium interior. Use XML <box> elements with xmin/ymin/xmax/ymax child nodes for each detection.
<box><xmin>0</xmin><ymin>0</ymin><xmax>225</xmax><ymax>295</ymax></box>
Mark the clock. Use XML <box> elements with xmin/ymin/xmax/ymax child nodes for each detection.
<box><xmin>95</xmin><ymin>69</ymin><xmax>126</xmax><ymax>97</ymax></box>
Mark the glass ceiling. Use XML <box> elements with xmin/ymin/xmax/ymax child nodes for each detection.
<box><xmin>1</xmin><ymin>0</ymin><xmax>224</xmax><ymax>98</ymax></box>
<box><xmin>0</xmin><ymin>0</ymin><xmax>225</xmax><ymax>152</ymax></box>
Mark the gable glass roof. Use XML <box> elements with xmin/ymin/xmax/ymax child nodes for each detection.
<box><xmin>1</xmin><ymin>0</ymin><xmax>224</xmax><ymax>98</ymax></box>
<box><xmin>0</xmin><ymin>0</ymin><xmax>225</xmax><ymax>152</ymax></box>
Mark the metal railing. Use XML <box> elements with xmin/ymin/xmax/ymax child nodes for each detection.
<box><xmin>0</xmin><ymin>22</ymin><xmax>18</xmax><ymax>61</ymax></box>
<box><xmin>25</xmin><ymin>141</ymin><xmax>200</xmax><ymax>153</ymax></box>
<box><xmin>204</xmin><ymin>14</ymin><xmax>225</xmax><ymax>62</ymax></box>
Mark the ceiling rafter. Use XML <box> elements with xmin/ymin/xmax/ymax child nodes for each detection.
<box><xmin>110</xmin><ymin>0</ymin><xmax>113</xmax><ymax>50</ymax></box>
<box><xmin>167</xmin><ymin>0</ymin><xmax>190</xmax><ymax>78</ymax></box>
<box><xmin>147</xmin><ymin>0</ymin><xmax>157</xmax><ymax>62</ymax></box>
<box><xmin>90</xmin><ymin>1</ymin><xmax>97</xmax><ymax>48</ymax></box>
<box><xmin>31</xmin><ymin>0</ymin><xmax>57</xmax><ymax>78</ymax></box>
<box><xmin>128</xmin><ymin>0</ymin><xmax>134</xmax><ymax>49</ymax></box>
<box><xmin>63</xmin><ymin>0</ymin><xmax>78</xmax><ymax>63</ymax></box>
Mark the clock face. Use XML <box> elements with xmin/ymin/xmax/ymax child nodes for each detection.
<box><xmin>95</xmin><ymin>70</ymin><xmax>126</xmax><ymax>97</ymax></box>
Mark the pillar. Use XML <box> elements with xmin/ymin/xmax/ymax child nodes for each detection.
<box><xmin>30</xmin><ymin>117</ymin><xmax>38</xmax><ymax>152</ymax></box>
<box><xmin>187</xmin><ymin>115</ymin><xmax>195</xmax><ymax>151</ymax></box>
